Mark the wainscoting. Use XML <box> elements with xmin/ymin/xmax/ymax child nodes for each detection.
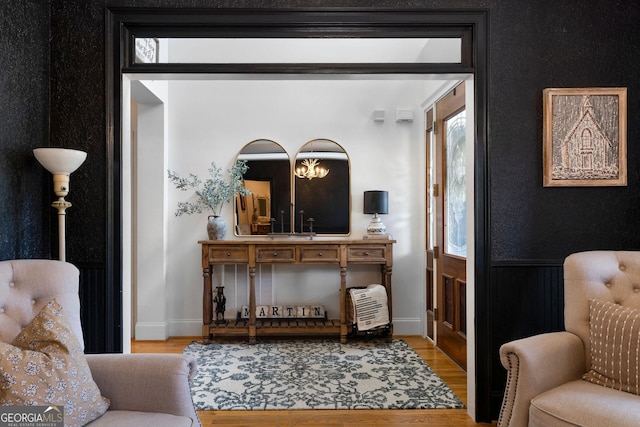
<box><xmin>78</xmin><ymin>264</ymin><xmax>120</xmax><ymax>353</ymax></box>
<box><xmin>485</xmin><ymin>262</ymin><xmax>564</xmax><ymax>416</ymax></box>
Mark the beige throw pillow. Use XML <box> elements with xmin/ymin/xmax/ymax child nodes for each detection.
<box><xmin>0</xmin><ymin>299</ymin><xmax>110</xmax><ymax>426</ymax></box>
<box><xmin>583</xmin><ymin>299</ymin><xmax>640</xmax><ymax>395</ymax></box>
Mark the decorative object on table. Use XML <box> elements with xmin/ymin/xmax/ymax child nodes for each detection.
<box><xmin>33</xmin><ymin>148</ymin><xmax>87</xmax><ymax>261</ymax></box>
<box><xmin>168</xmin><ymin>160</ymin><xmax>251</xmax><ymax>239</ymax></box>
<box><xmin>242</xmin><ymin>137</ymin><xmax>348</xmax><ymax>236</ymax></box>
<box><xmin>207</xmin><ymin>215</ymin><xmax>227</xmax><ymax>240</ymax></box>
<box><xmin>213</xmin><ymin>286</ymin><xmax>226</xmax><ymax>324</ymax></box>
<box><xmin>543</xmin><ymin>87</ymin><xmax>627</xmax><ymax>187</ymax></box>
<box><xmin>184</xmin><ymin>339</ymin><xmax>464</xmax><ymax>411</ymax></box>
<box><xmin>240</xmin><ymin>305</ymin><xmax>326</xmax><ymax>319</ymax></box>
<box><xmin>363</xmin><ymin>190</ymin><xmax>389</xmax><ymax>235</ymax></box>
<box><xmin>347</xmin><ymin>285</ymin><xmax>389</xmax><ymax>331</ymax></box>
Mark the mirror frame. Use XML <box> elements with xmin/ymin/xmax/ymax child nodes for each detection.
<box><xmin>234</xmin><ymin>138</ymin><xmax>351</xmax><ymax>237</ymax></box>
<box><xmin>235</xmin><ymin>139</ymin><xmax>291</xmax><ymax>236</ymax></box>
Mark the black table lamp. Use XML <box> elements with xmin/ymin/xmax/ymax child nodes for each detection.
<box><xmin>363</xmin><ymin>190</ymin><xmax>389</xmax><ymax>235</ymax></box>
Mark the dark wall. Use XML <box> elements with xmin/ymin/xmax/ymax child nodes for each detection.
<box><xmin>485</xmin><ymin>0</ymin><xmax>640</xmax><ymax>416</ymax></box>
<box><xmin>2</xmin><ymin>0</ymin><xmax>640</xmax><ymax>422</ymax></box>
<box><xmin>0</xmin><ymin>1</ymin><xmax>51</xmax><ymax>259</ymax></box>
<box><xmin>489</xmin><ymin>1</ymin><xmax>640</xmax><ymax>262</ymax></box>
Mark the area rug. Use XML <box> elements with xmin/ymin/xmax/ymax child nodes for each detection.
<box><xmin>183</xmin><ymin>339</ymin><xmax>465</xmax><ymax>410</ymax></box>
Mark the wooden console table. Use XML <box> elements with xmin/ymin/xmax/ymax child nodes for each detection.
<box><xmin>199</xmin><ymin>239</ymin><xmax>395</xmax><ymax>343</ymax></box>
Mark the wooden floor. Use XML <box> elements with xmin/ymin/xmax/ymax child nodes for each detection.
<box><xmin>132</xmin><ymin>335</ymin><xmax>496</xmax><ymax>427</ymax></box>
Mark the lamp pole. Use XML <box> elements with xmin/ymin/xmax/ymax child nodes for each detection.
<box><xmin>52</xmin><ymin>197</ymin><xmax>72</xmax><ymax>261</ymax></box>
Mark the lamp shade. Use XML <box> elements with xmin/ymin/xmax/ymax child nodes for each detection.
<box><xmin>33</xmin><ymin>148</ymin><xmax>87</xmax><ymax>175</ymax></box>
<box><xmin>363</xmin><ymin>190</ymin><xmax>389</xmax><ymax>215</ymax></box>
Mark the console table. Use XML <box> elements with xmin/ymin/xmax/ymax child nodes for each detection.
<box><xmin>199</xmin><ymin>239</ymin><xmax>395</xmax><ymax>343</ymax></box>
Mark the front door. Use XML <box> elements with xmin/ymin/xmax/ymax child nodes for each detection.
<box><xmin>434</xmin><ymin>82</ymin><xmax>467</xmax><ymax>370</ymax></box>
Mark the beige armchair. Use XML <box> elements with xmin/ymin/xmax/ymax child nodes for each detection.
<box><xmin>0</xmin><ymin>259</ymin><xmax>201</xmax><ymax>427</ymax></box>
<box><xmin>498</xmin><ymin>251</ymin><xmax>640</xmax><ymax>427</ymax></box>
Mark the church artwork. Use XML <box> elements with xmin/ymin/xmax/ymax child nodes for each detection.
<box><xmin>543</xmin><ymin>87</ymin><xmax>627</xmax><ymax>187</ymax></box>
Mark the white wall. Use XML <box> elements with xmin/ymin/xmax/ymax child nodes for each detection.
<box><xmin>139</xmin><ymin>78</ymin><xmax>444</xmax><ymax>337</ymax></box>
<box><xmin>132</xmin><ymin>80</ymin><xmax>170</xmax><ymax>340</ymax></box>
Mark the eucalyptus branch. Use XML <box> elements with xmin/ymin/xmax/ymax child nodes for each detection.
<box><xmin>168</xmin><ymin>160</ymin><xmax>251</xmax><ymax>217</ymax></box>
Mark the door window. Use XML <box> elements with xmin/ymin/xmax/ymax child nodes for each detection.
<box><xmin>444</xmin><ymin>109</ymin><xmax>466</xmax><ymax>257</ymax></box>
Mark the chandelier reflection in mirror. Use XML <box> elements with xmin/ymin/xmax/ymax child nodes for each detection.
<box><xmin>294</xmin><ymin>158</ymin><xmax>329</xmax><ymax>179</ymax></box>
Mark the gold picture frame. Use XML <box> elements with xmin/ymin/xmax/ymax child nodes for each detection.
<box><xmin>543</xmin><ymin>87</ymin><xmax>627</xmax><ymax>187</ymax></box>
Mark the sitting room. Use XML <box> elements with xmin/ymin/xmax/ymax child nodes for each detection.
<box><xmin>1</xmin><ymin>2</ymin><xmax>639</xmax><ymax>426</ymax></box>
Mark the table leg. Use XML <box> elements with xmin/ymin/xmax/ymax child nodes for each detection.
<box><xmin>249</xmin><ymin>266</ymin><xmax>256</xmax><ymax>344</ymax></box>
<box><xmin>340</xmin><ymin>266</ymin><xmax>347</xmax><ymax>343</ymax></box>
<box><xmin>202</xmin><ymin>265</ymin><xmax>213</xmax><ymax>340</ymax></box>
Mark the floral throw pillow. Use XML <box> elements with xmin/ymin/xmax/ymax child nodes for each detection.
<box><xmin>583</xmin><ymin>299</ymin><xmax>640</xmax><ymax>395</ymax></box>
<box><xmin>0</xmin><ymin>299</ymin><xmax>110</xmax><ymax>426</ymax></box>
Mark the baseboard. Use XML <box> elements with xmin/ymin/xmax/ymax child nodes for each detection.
<box><xmin>134</xmin><ymin>321</ymin><xmax>169</xmax><ymax>340</ymax></box>
<box><xmin>387</xmin><ymin>317</ymin><xmax>422</xmax><ymax>336</ymax></box>
<box><xmin>168</xmin><ymin>319</ymin><xmax>203</xmax><ymax>337</ymax></box>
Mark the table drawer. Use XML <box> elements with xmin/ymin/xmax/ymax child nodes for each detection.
<box><xmin>208</xmin><ymin>246</ymin><xmax>248</xmax><ymax>263</ymax></box>
<box><xmin>256</xmin><ymin>246</ymin><xmax>296</xmax><ymax>263</ymax></box>
<box><xmin>299</xmin><ymin>246</ymin><xmax>340</xmax><ymax>263</ymax></box>
<box><xmin>347</xmin><ymin>246</ymin><xmax>387</xmax><ymax>263</ymax></box>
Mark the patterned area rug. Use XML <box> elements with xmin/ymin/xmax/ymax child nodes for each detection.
<box><xmin>183</xmin><ymin>339</ymin><xmax>465</xmax><ymax>410</ymax></box>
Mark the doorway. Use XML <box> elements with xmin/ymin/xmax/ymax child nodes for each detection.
<box><xmin>107</xmin><ymin>8</ymin><xmax>488</xmax><ymax>421</ymax></box>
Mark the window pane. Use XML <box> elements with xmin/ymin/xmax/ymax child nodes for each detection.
<box><xmin>445</xmin><ymin>109</ymin><xmax>466</xmax><ymax>257</ymax></box>
<box><xmin>135</xmin><ymin>38</ymin><xmax>462</xmax><ymax>64</ymax></box>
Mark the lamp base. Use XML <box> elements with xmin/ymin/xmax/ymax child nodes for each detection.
<box><xmin>52</xmin><ymin>197</ymin><xmax>72</xmax><ymax>262</ymax></box>
<box><xmin>367</xmin><ymin>214</ymin><xmax>386</xmax><ymax>235</ymax></box>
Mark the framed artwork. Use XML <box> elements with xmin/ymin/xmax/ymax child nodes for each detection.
<box><xmin>543</xmin><ymin>87</ymin><xmax>627</xmax><ymax>187</ymax></box>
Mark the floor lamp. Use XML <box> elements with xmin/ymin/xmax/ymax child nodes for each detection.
<box><xmin>33</xmin><ymin>148</ymin><xmax>87</xmax><ymax>262</ymax></box>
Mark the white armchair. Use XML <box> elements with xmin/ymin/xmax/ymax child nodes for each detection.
<box><xmin>498</xmin><ymin>251</ymin><xmax>640</xmax><ymax>427</ymax></box>
<box><xmin>0</xmin><ymin>259</ymin><xmax>201</xmax><ymax>427</ymax></box>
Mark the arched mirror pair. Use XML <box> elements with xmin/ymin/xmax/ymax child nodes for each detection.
<box><xmin>235</xmin><ymin>139</ymin><xmax>350</xmax><ymax>237</ymax></box>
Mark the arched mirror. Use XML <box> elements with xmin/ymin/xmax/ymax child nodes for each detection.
<box><xmin>235</xmin><ymin>139</ymin><xmax>291</xmax><ymax>236</ymax></box>
<box><xmin>294</xmin><ymin>139</ymin><xmax>350</xmax><ymax>235</ymax></box>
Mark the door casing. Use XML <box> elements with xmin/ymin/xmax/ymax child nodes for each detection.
<box><xmin>105</xmin><ymin>8</ymin><xmax>489</xmax><ymax>421</ymax></box>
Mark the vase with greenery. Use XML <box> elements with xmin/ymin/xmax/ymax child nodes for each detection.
<box><xmin>168</xmin><ymin>160</ymin><xmax>251</xmax><ymax>240</ymax></box>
